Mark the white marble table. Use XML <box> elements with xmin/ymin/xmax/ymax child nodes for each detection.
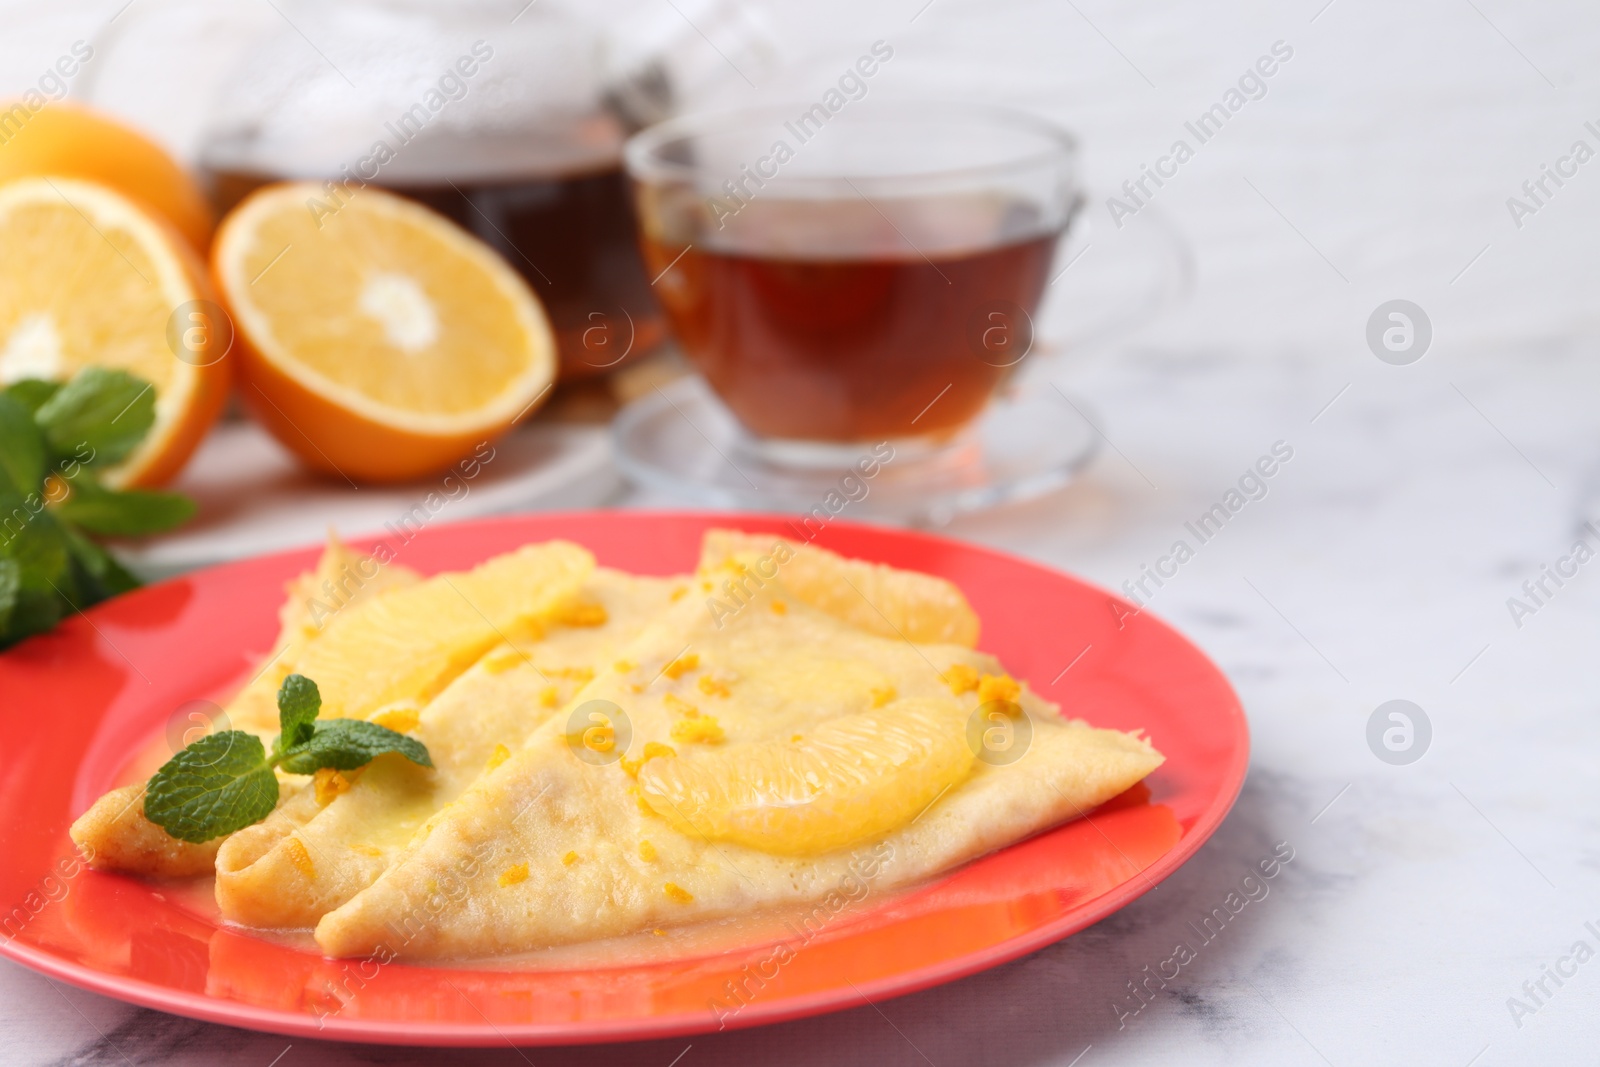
<box><xmin>5</xmin><ymin>0</ymin><xmax>1599</xmax><ymax>1063</ymax></box>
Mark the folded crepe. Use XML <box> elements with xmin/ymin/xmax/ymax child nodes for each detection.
<box><xmin>70</xmin><ymin>537</ymin><xmax>591</xmax><ymax>878</ymax></box>
<box><xmin>214</xmin><ymin>567</ymin><xmax>679</xmax><ymax>927</ymax></box>
<box><xmin>70</xmin><ymin>537</ymin><xmax>421</xmax><ymax>875</ymax></box>
<box><xmin>313</xmin><ymin>533</ymin><xmax>1162</xmax><ymax>959</ymax></box>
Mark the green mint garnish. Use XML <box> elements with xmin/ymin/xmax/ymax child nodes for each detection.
<box><xmin>275</xmin><ymin>718</ymin><xmax>431</xmax><ymax>775</ymax></box>
<box><xmin>52</xmin><ymin>476</ymin><xmax>197</xmax><ymax>538</ymax></box>
<box><xmin>276</xmin><ymin>672</ymin><xmax>321</xmax><ymax>748</ymax></box>
<box><xmin>0</xmin><ymin>368</ymin><xmax>195</xmax><ymax>649</ymax></box>
<box><xmin>144</xmin><ymin>674</ymin><xmax>432</xmax><ymax>843</ymax></box>
<box><xmin>0</xmin><ymin>558</ymin><xmax>21</xmax><ymax>634</ymax></box>
<box><xmin>34</xmin><ymin>366</ymin><xmax>155</xmax><ymax>468</ymax></box>
<box><xmin>144</xmin><ymin>733</ymin><xmax>278</xmax><ymax>844</ymax></box>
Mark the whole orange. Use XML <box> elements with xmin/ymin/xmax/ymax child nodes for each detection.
<box><xmin>0</xmin><ymin>100</ymin><xmax>214</xmax><ymax>252</ymax></box>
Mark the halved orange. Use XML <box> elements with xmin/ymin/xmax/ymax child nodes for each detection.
<box><xmin>0</xmin><ymin>101</ymin><xmax>214</xmax><ymax>252</ymax></box>
<box><xmin>0</xmin><ymin>177</ymin><xmax>229</xmax><ymax>487</ymax></box>
<box><xmin>212</xmin><ymin>183</ymin><xmax>558</xmax><ymax>483</ymax></box>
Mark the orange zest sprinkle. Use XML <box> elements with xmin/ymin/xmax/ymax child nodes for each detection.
<box><xmin>941</xmin><ymin>663</ymin><xmax>980</xmax><ymax>695</ymax></box>
<box><xmin>623</xmin><ymin>741</ymin><xmax>677</xmax><ymax>777</ymax></box>
<box><xmin>662</xmin><ymin>652</ymin><xmax>699</xmax><ymax>680</ymax></box>
<box><xmin>697</xmin><ymin>674</ymin><xmax>730</xmax><ymax>698</ymax></box>
<box><xmin>313</xmin><ymin>768</ymin><xmax>351</xmax><ymax>805</ymax></box>
<box><xmin>977</xmin><ymin>673</ymin><xmax>1022</xmax><ymax>705</ymax></box>
<box><xmin>498</xmin><ymin>863</ymin><xmax>529</xmax><ymax>886</ymax></box>
<box><xmin>639</xmin><ymin>839</ymin><xmax>658</xmax><ymax>862</ymax></box>
<box><xmin>486</xmin><ymin>743</ymin><xmax>511</xmax><ymax>770</ymax></box>
<box><xmin>285</xmin><ymin>838</ymin><xmax>315</xmax><ymax>879</ymax></box>
<box><xmin>663</xmin><ymin>882</ymin><xmax>694</xmax><ymax>904</ymax></box>
<box><xmin>615</xmin><ymin>659</ymin><xmax>636</xmax><ymax>674</ymax></box>
<box><xmin>562</xmin><ymin>850</ymin><xmax>580</xmax><ymax>866</ymax></box>
<box><xmin>869</xmin><ymin>684</ymin><xmax>896</xmax><ymax>708</ymax></box>
<box><xmin>770</xmin><ymin>600</ymin><xmax>788</xmax><ymax>615</ymax></box>
<box><xmin>557</xmin><ymin>601</ymin><xmax>609</xmax><ymax>627</ymax></box>
<box><xmin>539</xmin><ymin>686</ymin><xmax>561</xmax><ymax>709</ymax></box>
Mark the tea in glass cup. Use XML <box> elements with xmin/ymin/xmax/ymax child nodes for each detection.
<box><xmin>626</xmin><ymin>102</ymin><xmax>1082</xmax><ymax>448</ymax></box>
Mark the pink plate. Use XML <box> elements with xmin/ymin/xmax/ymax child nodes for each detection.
<box><xmin>0</xmin><ymin>511</ymin><xmax>1247</xmax><ymax>1046</ymax></box>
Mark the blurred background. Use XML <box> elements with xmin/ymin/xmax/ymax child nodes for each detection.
<box><xmin>5</xmin><ymin>0</ymin><xmax>1595</xmax><ymax>354</ymax></box>
<box><xmin>7</xmin><ymin>0</ymin><xmax>1598</xmax><ymax>571</ymax></box>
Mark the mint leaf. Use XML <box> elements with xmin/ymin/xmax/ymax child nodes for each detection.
<box><xmin>0</xmin><ymin>510</ymin><xmax>68</xmax><ymax>643</ymax></box>
<box><xmin>143</xmin><ymin>672</ymin><xmax>432</xmax><ymax>843</ymax></box>
<box><xmin>277</xmin><ymin>719</ymin><xmax>433</xmax><ymax>775</ymax></box>
<box><xmin>35</xmin><ymin>367</ymin><xmax>154</xmax><ymax>467</ymax></box>
<box><xmin>4</xmin><ymin>379</ymin><xmax>61</xmax><ymax>417</ymax></box>
<box><xmin>143</xmin><ymin>731</ymin><xmax>279</xmax><ymax>843</ymax></box>
<box><xmin>0</xmin><ymin>368</ymin><xmax>186</xmax><ymax>648</ymax></box>
<box><xmin>0</xmin><ymin>558</ymin><xmax>19</xmax><ymax>633</ymax></box>
<box><xmin>0</xmin><ymin>393</ymin><xmax>45</xmax><ymax>494</ymax></box>
<box><xmin>1</xmin><ymin>587</ymin><xmax>64</xmax><ymax>646</ymax></box>
<box><xmin>60</xmin><ymin>525</ymin><xmax>140</xmax><ymax>600</ymax></box>
<box><xmin>277</xmin><ymin>673</ymin><xmax>320</xmax><ymax>749</ymax></box>
<box><xmin>54</xmin><ymin>476</ymin><xmax>195</xmax><ymax>537</ymax></box>
<box><xmin>6</xmin><ymin>502</ymin><xmax>70</xmax><ymax>574</ymax></box>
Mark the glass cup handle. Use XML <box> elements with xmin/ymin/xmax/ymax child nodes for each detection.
<box><xmin>1017</xmin><ymin>197</ymin><xmax>1194</xmax><ymax>384</ymax></box>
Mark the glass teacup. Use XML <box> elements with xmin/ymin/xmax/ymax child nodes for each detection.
<box><xmin>625</xmin><ymin>101</ymin><xmax>1083</xmax><ymax>453</ymax></box>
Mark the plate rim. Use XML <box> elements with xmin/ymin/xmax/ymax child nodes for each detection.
<box><xmin>0</xmin><ymin>508</ymin><xmax>1249</xmax><ymax>1047</ymax></box>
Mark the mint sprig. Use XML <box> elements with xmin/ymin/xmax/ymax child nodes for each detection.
<box><xmin>35</xmin><ymin>367</ymin><xmax>155</xmax><ymax>467</ymax></box>
<box><xmin>143</xmin><ymin>733</ymin><xmax>278</xmax><ymax>844</ymax></box>
<box><xmin>0</xmin><ymin>367</ymin><xmax>195</xmax><ymax>649</ymax></box>
<box><xmin>144</xmin><ymin>674</ymin><xmax>432</xmax><ymax>843</ymax></box>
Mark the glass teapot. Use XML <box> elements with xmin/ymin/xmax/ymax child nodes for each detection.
<box><xmin>82</xmin><ymin>0</ymin><xmax>774</xmax><ymax>379</ymax></box>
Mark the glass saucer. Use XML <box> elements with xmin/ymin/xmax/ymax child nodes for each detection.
<box><xmin>611</xmin><ymin>375</ymin><xmax>1099</xmax><ymax>525</ymax></box>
